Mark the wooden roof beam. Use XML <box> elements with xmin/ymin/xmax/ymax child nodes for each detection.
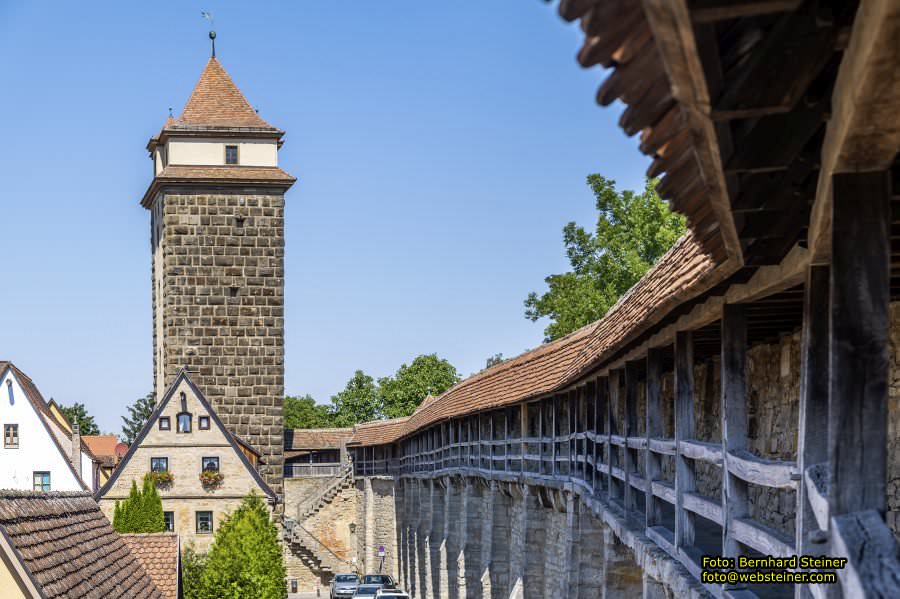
<box><xmin>808</xmin><ymin>0</ymin><xmax>900</xmax><ymax>263</ymax></box>
<box><xmin>689</xmin><ymin>0</ymin><xmax>802</xmax><ymax>24</ymax></box>
<box><xmin>642</xmin><ymin>0</ymin><xmax>744</xmax><ymax>266</ymax></box>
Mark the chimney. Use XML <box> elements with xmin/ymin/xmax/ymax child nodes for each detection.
<box><xmin>71</xmin><ymin>422</ymin><xmax>81</xmax><ymax>472</ymax></box>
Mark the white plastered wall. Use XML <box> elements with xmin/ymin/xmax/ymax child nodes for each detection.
<box><xmin>166</xmin><ymin>138</ymin><xmax>277</xmax><ymax>167</ymax></box>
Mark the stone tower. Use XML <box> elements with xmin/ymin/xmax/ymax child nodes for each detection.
<box><xmin>141</xmin><ymin>53</ymin><xmax>295</xmax><ymax>498</ymax></box>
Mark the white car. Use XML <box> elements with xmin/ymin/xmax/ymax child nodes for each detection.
<box><xmin>375</xmin><ymin>591</ymin><xmax>409</xmax><ymax>598</ymax></box>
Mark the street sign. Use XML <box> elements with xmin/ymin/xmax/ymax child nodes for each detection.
<box><xmin>378</xmin><ymin>545</ymin><xmax>386</xmax><ymax>557</ymax></box>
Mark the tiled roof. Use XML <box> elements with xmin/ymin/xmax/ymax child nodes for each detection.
<box><xmin>351</xmin><ymin>418</ymin><xmax>411</xmax><ymax>447</ymax></box>
<box><xmin>120</xmin><ymin>534</ymin><xmax>179</xmax><ymax>599</ymax></box>
<box><xmin>347</xmin><ymin>232</ymin><xmax>721</xmax><ymax>446</ymax></box>
<box><xmin>0</xmin><ymin>491</ymin><xmax>162</xmax><ymax>598</ymax></box>
<box><xmin>82</xmin><ymin>435</ymin><xmax>125</xmax><ymax>468</ymax></box>
<box><xmin>285</xmin><ymin>428</ymin><xmax>354</xmax><ymax>450</ymax></box>
<box><xmin>171</xmin><ymin>57</ymin><xmax>276</xmax><ymax>130</ymax></box>
<box><xmin>141</xmin><ymin>165</ymin><xmax>296</xmax><ymax>207</ymax></box>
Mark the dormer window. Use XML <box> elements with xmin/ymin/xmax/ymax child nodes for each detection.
<box><xmin>225</xmin><ymin>145</ymin><xmax>239</xmax><ymax>165</ymax></box>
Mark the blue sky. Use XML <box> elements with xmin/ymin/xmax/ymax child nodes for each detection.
<box><xmin>0</xmin><ymin>1</ymin><xmax>649</xmax><ymax>434</ymax></box>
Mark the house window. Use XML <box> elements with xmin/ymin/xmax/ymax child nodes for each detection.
<box><xmin>159</xmin><ymin>416</ymin><xmax>170</xmax><ymax>431</ymax></box>
<box><xmin>196</xmin><ymin>511</ymin><xmax>213</xmax><ymax>534</ymax></box>
<box><xmin>177</xmin><ymin>413</ymin><xmax>192</xmax><ymax>433</ymax></box>
<box><xmin>202</xmin><ymin>456</ymin><xmax>219</xmax><ymax>472</ymax></box>
<box><xmin>225</xmin><ymin>145</ymin><xmax>239</xmax><ymax>165</ymax></box>
<box><xmin>199</xmin><ymin>415</ymin><xmax>210</xmax><ymax>430</ymax></box>
<box><xmin>33</xmin><ymin>471</ymin><xmax>50</xmax><ymax>491</ymax></box>
<box><xmin>163</xmin><ymin>511</ymin><xmax>174</xmax><ymax>532</ymax></box>
<box><xmin>151</xmin><ymin>457</ymin><xmax>169</xmax><ymax>472</ymax></box>
<box><xmin>4</xmin><ymin>424</ymin><xmax>18</xmax><ymax>448</ymax></box>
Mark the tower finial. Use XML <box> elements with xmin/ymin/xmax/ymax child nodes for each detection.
<box><xmin>201</xmin><ymin>11</ymin><xmax>215</xmax><ymax>57</ymax></box>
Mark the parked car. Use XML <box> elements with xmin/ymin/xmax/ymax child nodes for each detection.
<box><xmin>361</xmin><ymin>574</ymin><xmax>396</xmax><ymax>589</ymax></box>
<box><xmin>352</xmin><ymin>584</ymin><xmax>383</xmax><ymax>597</ymax></box>
<box><xmin>375</xmin><ymin>590</ymin><xmax>409</xmax><ymax>598</ymax></box>
<box><xmin>331</xmin><ymin>573</ymin><xmax>359</xmax><ymax>599</ymax></box>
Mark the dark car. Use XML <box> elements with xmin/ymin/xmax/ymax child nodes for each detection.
<box><xmin>361</xmin><ymin>574</ymin><xmax>395</xmax><ymax>589</ymax></box>
<box><xmin>352</xmin><ymin>585</ymin><xmax>383</xmax><ymax>597</ymax></box>
<box><xmin>331</xmin><ymin>573</ymin><xmax>359</xmax><ymax>599</ymax></box>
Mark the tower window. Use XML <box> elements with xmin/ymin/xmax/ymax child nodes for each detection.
<box><xmin>4</xmin><ymin>424</ymin><xmax>18</xmax><ymax>448</ymax></box>
<box><xmin>225</xmin><ymin>145</ymin><xmax>239</xmax><ymax>165</ymax></box>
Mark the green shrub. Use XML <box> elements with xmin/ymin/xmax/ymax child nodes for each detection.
<box><xmin>112</xmin><ymin>474</ymin><xmax>166</xmax><ymax>533</ymax></box>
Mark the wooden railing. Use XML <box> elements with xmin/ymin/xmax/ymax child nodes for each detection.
<box><xmin>284</xmin><ymin>462</ymin><xmax>343</xmax><ymax>478</ymax></box>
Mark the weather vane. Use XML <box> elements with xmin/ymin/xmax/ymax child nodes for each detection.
<box><xmin>201</xmin><ymin>11</ymin><xmax>216</xmax><ymax>57</ymax></box>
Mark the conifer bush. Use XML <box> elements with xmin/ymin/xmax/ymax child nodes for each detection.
<box><xmin>112</xmin><ymin>474</ymin><xmax>166</xmax><ymax>533</ymax></box>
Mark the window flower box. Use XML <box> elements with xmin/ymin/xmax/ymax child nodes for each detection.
<box><xmin>199</xmin><ymin>469</ymin><xmax>224</xmax><ymax>489</ymax></box>
<box><xmin>148</xmin><ymin>470</ymin><xmax>174</xmax><ymax>487</ymax></box>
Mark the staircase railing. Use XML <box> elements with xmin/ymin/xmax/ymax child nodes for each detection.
<box><xmin>298</xmin><ymin>462</ymin><xmax>354</xmax><ymax>521</ymax></box>
<box><xmin>283</xmin><ymin>515</ymin><xmax>354</xmax><ymax>572</ymax></box>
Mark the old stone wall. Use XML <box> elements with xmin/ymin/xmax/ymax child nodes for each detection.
<box><xmin>151</xmin><ymin>192</ymin><xmax>285</xmax><ymax>497</ymax></box>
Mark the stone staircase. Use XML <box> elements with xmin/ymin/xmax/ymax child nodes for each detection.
<box><xmin>283</xmin><ymin>464</ymin><xmax>356</xmax><ymax>577</ymax></box>
<box><xmin>299</xmin><ymin>464</ymin><xmax>355</xmax><ymax>521</ymax></box>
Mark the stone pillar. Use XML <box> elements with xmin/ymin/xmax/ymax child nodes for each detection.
<box><xmin>479</xmin><ymin>482</ymin><xmax>495</xmax><ymax>599</ymax></box>
<box><xmin>430</xmin><ymin>480</ymin><xmax>446</xmax><ymax>599</ymax></box>
<box><xmin>508</xmin><ymin>485</ymin><xmax>528</xmax><ymax>599</ymax></box>
<box><xmin>416</xmin><ymin>480</ymin><xmax>430</xmax><ymax>599</ymax></box>
<box><xmin>643</xmin><ymin>572</ymin><xmax>669</xmax><ymax>599</ymax></box>
<box><xmin>602</xmin><ymin>527</ymin><xmax>643</xmax><ymax>598</ymax></box>
<box><xmin>460</xmin><ymin>479</ymin><xmax>483</xmax><ymax>596</ymax></box>
<box><xmin>562</xmin><ymin>493</ymin><xmax>581</xmax><ymax>598</ymax></box>
<box><xmin>577</xmin><ymin>511</ymin><xmax>604</xmax><ymax>596</ymax></box>
<box><xmin>445</xmin><ymin>479</ymin><xmax>462</xmax><ymax>599</ymax></box>
<box><xmin>422</xmin><ymin>481</ymin><xmax>434</xmax><ymax>599</ymax></box>
<box><xmin>523</xmin><ymin>486</ymin><xmax>546</xmax><ymax>596</ymax></box>
<box><xmin>364</xmin><ymin>477</ymin><xmax>375</xmax><ymax>573</ymax></box>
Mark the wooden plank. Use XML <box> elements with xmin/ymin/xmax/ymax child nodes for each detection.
<box><xmin>625</xmin><ymin>360</ymin><xmax>640</xmax><ymax>512</ymax></box>
<box><xmin>648</xmin><ymin>438</ymin><xmax>676</xmax><ymax>455</ymax></box>
<box><xmin>689</xmin><ymin>0</ymin><xmax>802</xmax><ymax>23</ymax></box>
<box><xmin>796</xmin><ymin>264</ymin><xmax>830</xmax><ymax>560</ymax></box>
<box><xmin>674</xmin><ymin>330</ymin><xmax>696</xmax><ymax>549</ymax></box>
<box><xmin>679</xmin><ymin>439</ymin><xmax>723</xmax><ymax>464</ymax></box>
<box><xmin>683</xmin><ymin>492</ymin><xmax>723</xmax><ymax>525</ymax></box>
<box><xmin>829</xmin><ymin>171</ymin><xmax>891</xmax><ymax>516</ymax></box>
<box><xmin>830</xmin><ymin>510</ymin><xmax>900</xmax><ymax>597</ymax></box>
<box><xmin>721</xmin><ymin>304</ymin><xmax>749</xmax><ymax>561</ymax></box>
<box><xmin>641</xmin><ymin>0</ymin><xmax>743</xmax><ymax>263</ymax></box>
<box><xmin>804</xmin><ymin>463</ymin><xmax>830</xmax><ymax>533</ymax></box>
<box><xmin>731</xmin><ymin>517</ymin><xmax>794</xmax><ymax>557</ymax></box>
<box><xmin>646</xmin><ymin>348</ymin><xmax>663</xmax><ymax>528</ymax></box>
<box><xmin>725</xmin><ymin>449</ymin><xmax>797</xmax><ymax>489</ymax></box>
<box><xmin>725</xmin><ymin>104</ymin><xmax>828</xmax><ymax>174</ymax></box>
<box><xmin>652</xmin><ymin>480</ymin><xmax>676</xmax><ymax>505</ymax></box>
<box><xmin>712</xmin><ymin>12</ymin><xmax>837</xmax><ymax>120</ymax></box>
<box><xmin>609</xmin><ymin>371</ymin><xmax>622</xmax><ymax>501</ymax></box>
<box><xmin>808</xmin><ymin>0</ymin><xmax>900</xmax><ymax>262</ymax></box>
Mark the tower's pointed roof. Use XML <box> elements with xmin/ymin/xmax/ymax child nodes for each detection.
<box><xmin>172</xmin><ymin>57</ymin><xmax>277</xmax><ymax>130</ymax></box>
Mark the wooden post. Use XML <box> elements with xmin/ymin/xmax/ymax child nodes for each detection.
<box><xmin>539</xmin><ymin>399</ymin><xmax>545</xmax><ymax>475</ymax></box>
<box><xmin>552</xmin><ymin>395</ymin><xmax>559</xmax><ymax>477</ymax></box>
<box><xmin>489</xmin><ymin>412</ymin><xmax>495</xmax><ymax>474</ymax></box>
<box><xmin>796</xmin><ymin>265</ymin><xmax>830</xmax><ymax>564</ymax></box>
<box><xmin>624</xmin><ymin>361</ymin><xmax>640</xmax><ymax>513</ymax></box>
<box><xmin>721</xmin><ymin>303</ymin><xmax>749</xmax><ymax>562</ymax></box>
<box><xmin>609</xmin><ymin>370</ymin><xmax>622</xmax><ymax>502</ymax></box>
<box><xmin>521</xmin><ymin>403</ymin><xmax>529</xmax><ymax>473</ymax></box>
<box><xmin>504</xmin><ymin>407</ymin><xmax>510</xmax><ymax>472</ymax></box>
<box><xmin>675</xmin><ymin>330</ymin><xmax>696</xmax><ymax>550</ymax></box>
<box><xmin>829</xmin><ymin>171</ymin><xmax>890</xmax><ymax>516</ymax></box>
<box><xmin>646</xmin><ymin>347</ymin><xmax>663</xmax><ymax>528</ymax></box>
<box><xmin>599</xmin><ymin>377</ymin><xmax>610</xmax><ymax>499</ymax></box>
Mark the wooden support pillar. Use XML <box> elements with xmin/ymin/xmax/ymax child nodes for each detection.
<box><xmin>538</xmin><ymin>399</ymin><xmax>545</xmax><ymax>475</ymax></box>
<box><xmin>590</xmin><ymin>380</ymin><xmax>600</xmax><ymax>495</ymax></box>
<box><xmin>609</xmin><ymin>370</ymin><xmax>622</xmax><ymax>502</ymax></box>
<box><xmin>721</xmin><ymin>304</ymin><xmax>749</xmax><ymax>562</ymax></box>
<box><xmin>520</xmin><ymin>403</ymin><xmax>529</xmax><ymax>473</ymax></box>
<box><xmin>552</xmin><ymin>395</ymin><xmax>560</xmax><ymax>477</ymax></box>
<box><xmin>646</xmin><ymin>347</ymin><xmax>663</xmax><ymax>528</ymax></box>
<box><xmin>624</xmin><ymin>361</ymin><xmax>640</xmax><ymax>513</ymax></box>
<box><xmin>674</xmin><ymin>330</ymin><xmax>696</xmax><ymax>550</ymax></box>
<box><xmin>599</xmin><ymin>377</ymin><xmax>610</xmax><ymax>499</ymax></box>
<box><xmin>829</xmin><ymin>171</ymin><xmax>890</xmax><ymax>516</ymax></box>
<box><xmin>796</xmin><ymin>265</ymin><xmax>830</xmax><ymax>564</ymax></box>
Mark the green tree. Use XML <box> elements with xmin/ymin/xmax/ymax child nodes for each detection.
<box><xmin>57</xmin><ymin>402</ymin><xmax>100</xmax><ymax>435</ymax></box>
<box><xmin>525</xmin><ymin>176</ymin><xmax>685</xmax><ymax>341</ymax></box>
<box><xmin>192</xmin><ymin>493</ymin><xmax>286</xmax><ymax>599</ymax></box>
<box><xmin>121</xmin><ymin>392</ymin><xmax>155</xmax><ymax>444</ymax></box>
<box><xmin>283</xmin><ymin>394</ymin><xmax>332</xmax><ymax>429</ymax></box>
<box><xmin>112</xmin><ymin>474</ymin><xmax>166</xmax><ymax>533</ymax></box>
<box><xmin>378</xmin><ymin>354</ymin><xmax>460</xmax><ymax>419</ymax></box>
<box><xmin>329</xmin><ymin>371</ymin><xmax>382</xmax><ymax>426</ymax></box>
<box><xmin>182</xmin><ymin>545</ymin><xmax>208</xmax><ymax>599</ymax></box>
<box><xmin>485</xmin><ymin>353</ymin><xmax>504</xmax><ymax>369</ymax></box>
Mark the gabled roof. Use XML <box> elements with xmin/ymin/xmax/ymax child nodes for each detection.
<box><xmin>120</xmin><ymin>533</ymin><xmax>180</xmax><ymax>599</ymax></box>
<box><xmin>139</xmin><ymin>165</ymin><xmax>296</xmax><ymax>208</ymax></box>
<box><xmin>95</xmin><ymin>369</ymin><xmax>275</xmax><ymax>501</ymax></box>
<box><xmin>169</xmin><ymin>57</ymin><xmax>278</xmax><ymax>131</ymax></box>
<box><xmin>0</xmin><ymin>491</ymin><xmax>162</xmax><ymax>598</ymax></box>
<box><xmin>0</xmin><ymin>362</ymin><xmax>89</xmax><ymax>491</ymax></box>
<box><xmin>82</xmin><ymin>435</ymin><xmax>125</xmax><ymax>468</ymax></box>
